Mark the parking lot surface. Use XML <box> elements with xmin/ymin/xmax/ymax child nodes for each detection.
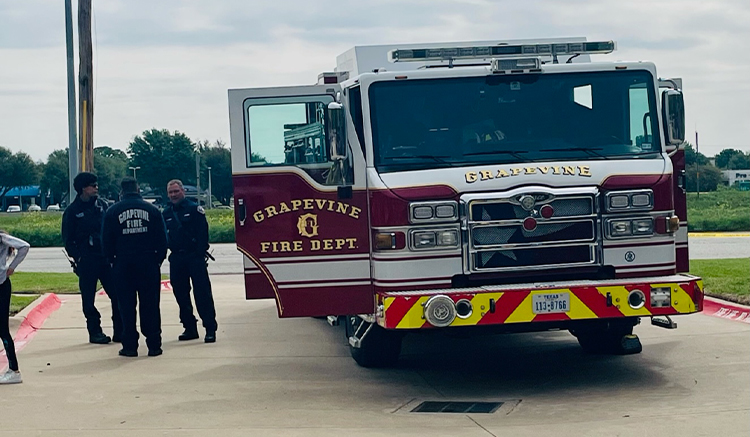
<box><xmin>1</xmin><ymin>275</ymin><xmax>748</xmax><ymax>436</ymax></box>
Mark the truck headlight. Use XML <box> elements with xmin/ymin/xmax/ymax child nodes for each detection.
<box><xmin>409</xmin><ymin>201</ymin><xmax>459</xmax><ymax>223</ymax></box>
<box><xmin>610</xmin><ymin>220</ymin><xmax>632</xmax><ymax>236</ymax></box>
<box><xmin>436</xmin><ymin>230</ymin><xmax>458</xmax><ymax>247</ymax></box>
<box><xmin>412</xmin><ymin>231</ymin><xmax>436</xmax><ymax>248</ymax></box>
<box><xmin>604</xmin><ymin>190</ymin><xmax>653</xmax><ymax>212</ymax></box>
<box><xmin>632</xmin><ymin>218</ymin><xmax>654</xmax><ymax>235</ymax></box>
<box><xmin>609</xmin><ymin>195</ymin><xmax>630</xmax><ymax>209</ymax></box>
<box><xmin>410</xmin><ymin>228</ymin><xmax>460</xmax><ymax>250</ymax></box>
<box><xmin>435</xmin><ymin>204</ymin><xmax>456</xmax><ymax>218</ymax></box>
<box><xmin>412</xmin><ymin>206</ymin><xmax>434</xmax><ymax>220</ymax></box>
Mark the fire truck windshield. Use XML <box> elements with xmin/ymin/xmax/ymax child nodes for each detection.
<box><xmin>369</xmin><ymin>70</ymin><xmax>661</xmax><ymax>173</ymax></box>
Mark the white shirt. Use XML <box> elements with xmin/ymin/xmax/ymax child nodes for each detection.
<box><xmin>0</xmin><ymin>233</ymin><xmax>30</xmax><ymax>284</ymax></box>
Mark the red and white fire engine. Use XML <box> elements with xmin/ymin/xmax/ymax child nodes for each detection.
<box><xmin>228</xmin><ymin>37</ymin><xmax>703</xmax><ymax>367</ymax></box>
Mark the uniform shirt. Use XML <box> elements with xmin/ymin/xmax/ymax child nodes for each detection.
<box><xmin>61</xmin><ymin>195</ymin><xmax>109</xmax><ymax>259</ymax></box>
<box><xmin>101</xmin><ymin>193</ymin><xmax>168</xmax><ymax>263</ymax></box>
<box><xmin>0</xmin><ymin>233</ymin><xmax>30</xmax><ymax>284</ymax></box>
<box><xmin>162</xmin><ymin>198</ymin><xmax>209</xmax><ymax>255</ymax></box>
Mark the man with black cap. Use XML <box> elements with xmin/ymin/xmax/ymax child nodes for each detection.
<box><xmin>62</xmin><ymin>172</ymin><xmax>122</xmax><ymax>344</ymax></box>
<box><xmin>102</xmin><ymin>177</ymin><xmax>168</xmax><ymax>357</ymax></box>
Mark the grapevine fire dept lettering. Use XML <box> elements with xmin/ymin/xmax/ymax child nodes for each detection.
<box><xmin>257</xmin><ymin>199</ymin><xmax>360</xmax><ymax>253</ymax></box>
<box><xmin>465</xmin><ymin>165</ymin><xmax>592</xmax><ymax>183</ymax></box>
<box><xmin>118</xmin><ymin>208</ymin><xmax>150</xmax><ymax>235</ymax></box>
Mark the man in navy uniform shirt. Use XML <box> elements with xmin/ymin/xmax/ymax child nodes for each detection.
<box><xmin>102</xmin><ymin>177</ymin><xmax>168</xmax><ymax>357</ymax></box>
<box><xmin>61</xmin><ymin>172</ymin><xmax>121</xmax><ymax>344</ymax></box>
<box><xmin>162</xmin><ymin>179</ymin><xmax>218</xmax><ymax>343</ymax></box>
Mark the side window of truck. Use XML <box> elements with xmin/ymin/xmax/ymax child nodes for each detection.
<box><xmin>348</xmin><ymin>87</ymin><xmax>366</xmax><ymax>157</ymax></box>
<box><xmin>245</xmin><ymin>98</ymin><xmax>351</xmax><ymax>186</ymax></box>
<box><xmin>629</xmin><ymin>85</ymin><xmax>653</xmax><ymax>151</ymax></box>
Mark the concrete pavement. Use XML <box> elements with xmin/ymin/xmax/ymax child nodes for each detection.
<box><xmin>1</xmin><ymin>274</ymin><xmax>749</xmax><ymax>436</ymax></box>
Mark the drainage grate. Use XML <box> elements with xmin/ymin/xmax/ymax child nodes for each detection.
<box><xmin>411</xmin><ymin>401</ymin><xmax>503</xmax><ymax>414</ymax></box>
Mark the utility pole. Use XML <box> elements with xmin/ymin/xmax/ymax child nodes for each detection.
<box><xmin>65</xmin><ymin>0</ymin><xmax>79</xmax><ymax>205</ymax></box>
<box><xmin>195</xmin><ymin>154</ymin><xmax>201</xmax><ymax>203</ymax></box>
<box><xmin>78</xmin><ymin>0</ymin><xmax>94</xmax><ymax>172</ymax></box>
<box><xmin>695</xmin><ymin>131</ymin><xmax>700</xmax><ymax>199</ymax></box>
<box><xmin>207</xmin><ymin>166</ymin><xmax>213</xmax><ymax>209</ymax></box>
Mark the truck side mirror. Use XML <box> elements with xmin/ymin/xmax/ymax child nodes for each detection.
<box><xmin>662</xmin><ymin>90</ymin><xmax>685</xmax><ymax>150</ymax></box>
<box><xmin>327</xmin><ymin>101</ymin><xmax>347</xmax><ymax>159</ymax></box>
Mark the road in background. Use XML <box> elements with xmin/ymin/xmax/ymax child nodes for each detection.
<box><xmin>688</xmin><ymin>234</ymin><xmax>750</xmax><ymax>259</ymax></box>
<box><xmin>19</xmin><ymin>243</ymin><xmax>242</xmax><ymax>275</ymax></box>
<box><xmin>18</xmin><ymin>235</ymin><xmax>750</xmax><ymax>274</ymax></box>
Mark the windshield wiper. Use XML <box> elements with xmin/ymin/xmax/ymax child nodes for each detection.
<box><xmin>539</xmin><ymin>147</ymin><xmax>609</xmax><ymax>160</ymax></box>
<box><xmin>463</xmin><ymin>149</ymin><xmax>530</xmax><ymax>161</ymax></box>
<box><xmin>386</xmin><ymin>155</ymin><xmax>455</xmax><ymax>167</ymax></box>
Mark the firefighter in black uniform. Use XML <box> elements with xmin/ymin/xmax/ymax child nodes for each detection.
<box><xmin>163</xmin><ymin>179</ymin><xmax>217</xmax><ymax>343</ymax></box>
<box><xmin>102</xmin><ymin>177</ymin><xmax>168</xmax><ymax>357</ymax></box>
<box><xmin>61</xmin><ymin>172</ymin><xmax>122</xmax><ymax>344</ymax></box>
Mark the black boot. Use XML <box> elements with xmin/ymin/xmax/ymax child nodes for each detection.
<box><xmin>89</xmin><ymin>332</ymin><xmax>112</xmax><ymax>344</ymax></box>
<box><xmin>178</xmin><ymin>327</ymin><xmax>199</xmax><ymax>341</ymax></box>
<box><xmin>204</xmin><ymin>330</ymin><xmax>216</xmax><ymax>343</ymax></box>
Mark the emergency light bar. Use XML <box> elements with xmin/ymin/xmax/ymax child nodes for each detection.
<box><xmin>389</xmin><ymin>40</ymin><xmax>616</xmax><ymax>63</ymax></box>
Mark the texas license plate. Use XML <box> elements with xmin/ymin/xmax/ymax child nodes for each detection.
<box><xmin>532</xmin><ymin>292</ymin><xmax>570</xmax><ymax>314</ymax></box>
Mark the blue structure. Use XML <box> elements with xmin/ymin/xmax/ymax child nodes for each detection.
<box><xmin>1</xmin><ymin>185</ymin><xmax>45</xmax><ymax>211</ymax></box>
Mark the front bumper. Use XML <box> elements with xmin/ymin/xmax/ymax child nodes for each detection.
<box><xmin>377</xmin><ymin>274</ymin><xmax>703</xmax><ymax>329</ymax></box>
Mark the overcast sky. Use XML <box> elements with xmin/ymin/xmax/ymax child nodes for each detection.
<box><xmin>1</xmin><ymin>0</ymin><xmax>748</xmax><ymax>162</ymax></box>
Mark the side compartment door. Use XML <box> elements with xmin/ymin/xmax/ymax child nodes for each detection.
<box><xmin>228</xmin><ymin>85</ymin><xmax>373</xmax><ymax>317</ymax></box>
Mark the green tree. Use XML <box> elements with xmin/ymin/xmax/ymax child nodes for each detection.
<box><xmin>684</xmin><ymin>143</ymin><xmax>709</xmax><ymax>166</ymax></box>
<box><xmin>726</xmin><ymin>152</ymin><xmax>750</xmax><ymax>170</ymax></box>
<box><xmin>714</xmin><ymin>148</ymin><xmax>745</xmax><ymax>169</ymax></box>
<box><xmin>0</xmin><ymin>146</ymin><xmax>40</xmax><ymax>198</ymax></box>
<box><xmin>198</xmin><ymin>140</ymin><xmax>232</xmax><ymax>205</ymax></box>
<box><xmin>40</xmin><ymin>149</ymin><xmax>69</xmax><ymax>204</ymax></box>
<box><xmin>128</xmin><ymin>129</ymin><xmax>197</xmax><ymax>195</ymax></box>
<box><xmin>94</xmin><ymin>146</ymin><xmax>128</xmax><ymax>200</ymax></box>
<box><xmin>686</xmin><ymin>164</ymin><xmax>722</xmax><ymax>192</ymax></box>
<box><xmin>95</xmin><ymin>145</ymin><xmax>128</xmax><ymax>162</ymax></box>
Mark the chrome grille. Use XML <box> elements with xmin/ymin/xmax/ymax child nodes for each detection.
<box><xmin>471</xmin><ymin>197</ymin><xmax>593</xmax><ymax>221</ymax></box>
<box><xmin>466</xmin><ymin>192</ymin><xmax>598</xmax><ymax>273</ymax></box>
<box><xmin>473</xmin><ymin>221</ymin><xmax>595</xmax><ymax>246</ymax></box>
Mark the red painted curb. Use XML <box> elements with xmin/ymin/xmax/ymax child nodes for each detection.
<box><xmin>1</xmin><ymin>293</ymin><xmax>62</xmax><ymax>367</ymax></box>
<box><xmin>703</xmin><ymin>296</ymin><xmax>750</xmax><ymax>324</ymax></box>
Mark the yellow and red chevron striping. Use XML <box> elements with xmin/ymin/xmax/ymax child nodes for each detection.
<box><xmin>378</xmin><ymin>278</ymin><xmax>703</xmax><ymax>329</ymax></box>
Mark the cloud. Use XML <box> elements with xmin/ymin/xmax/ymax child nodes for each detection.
<box><xmin>0</xmin><ymin>0</ymin><xmax>749</xmax><ymax>160</ymax></box>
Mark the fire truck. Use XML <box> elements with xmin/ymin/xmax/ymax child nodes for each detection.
<box><xmin>228</xmin><ymin>37</ymin><xmax>703</xmax><ymax>367</ymax></box>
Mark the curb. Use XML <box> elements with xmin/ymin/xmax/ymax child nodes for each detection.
<box><xmin>1</xmin><ymin>293</ymin><xmax>62</xmax><ymax>368</ymax></box>
<box><xmin>703</xmin><ymin>296</ymin><xmax>750</xmax><ymax>324</ymax></box>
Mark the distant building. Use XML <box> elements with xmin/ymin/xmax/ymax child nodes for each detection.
<box><xmin>0</xmin><ymin>185</ymin><xmax>45</xmax><ymax>211</ymax></box>
<box><xmin>722</xmin><ymin>169</ymin><xmax>750</xmax><ymax>189</ymax></box>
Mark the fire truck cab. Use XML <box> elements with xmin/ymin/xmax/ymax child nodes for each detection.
<box><xmin>228</xmin><ymin>37</ymin><xmax>703</xmax><ymax>367</ymax></box>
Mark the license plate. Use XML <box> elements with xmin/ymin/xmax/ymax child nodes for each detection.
<box><xmin>532</xmin><ymin>292</ymin><xmax>570</xmax><ymax>314</ymax></box>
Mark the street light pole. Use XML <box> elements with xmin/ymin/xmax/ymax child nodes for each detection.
<box><xmin>64</xmin><ymin>0</ymin><xmax>79</xmax><ymax>206</ymax></box>
<box><xmin>207</xmin><ymin>166</ymin><xmax>212</xmax><ymax>209</ymax></box>
<box><xmin>129</xmin><ymin>166</ymin><xmax>140</xmax><ymax>179</ymax></box>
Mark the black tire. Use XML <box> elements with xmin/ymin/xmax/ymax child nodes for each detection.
<box><xmin>346</xmin><ymin>316</ymin><xmax>402</xmax><ymax>368</ymax></box>
<box><xmin>573</xmin><ymin>320</ymin><xmax>640</xmax><ymax>355</ymax></box>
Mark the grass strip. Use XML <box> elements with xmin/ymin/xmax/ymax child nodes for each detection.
<box><xmin>690</xmin><ymin>258</ymin><xmax>750</xmax><ymax>305</ymax></box>
<box><xmin>9</xmin><ymin>294</ymin><xmax>39</xmax><ymax>316</ymax></box>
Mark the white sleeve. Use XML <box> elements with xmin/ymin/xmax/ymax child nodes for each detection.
<box><xmin>2</xmin><ymin>233</ymin><xmax>30</xmax><ymax>271</ymax></box>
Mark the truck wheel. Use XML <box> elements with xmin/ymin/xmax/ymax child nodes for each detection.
<box><xmin>346</xmin><ymin>316</ymin><xmax>402</xmax><ymax>368</ymax></box>
<box><xmin>573</xmin><ymin>320</ymin><xmax>641</xmax><ymax>355</ymax></box>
